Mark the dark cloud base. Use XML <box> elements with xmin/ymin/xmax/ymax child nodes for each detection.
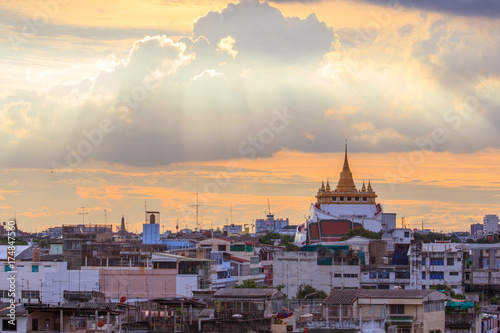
<box><xmin>269</xmin><ymin>0</ymin><xmax>500</xmax><ymax>19</ymax></box>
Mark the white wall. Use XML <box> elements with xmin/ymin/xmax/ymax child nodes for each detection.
<box><xmin>0</xmin><ymin>261</ymin><xmax>99</xmax><ymax>304</ymax></box>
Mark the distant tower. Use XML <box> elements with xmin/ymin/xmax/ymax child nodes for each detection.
<box><xmin>121</xmin><ymin>216</ymin><xmax>126</xmax><ymax>230</ymax></box>
<box><xmin>118</xmin><ymin>215</ymin><xmax>128</xmax><ymax>237</ymax></box>
<box><xmin>143</xmin><ymin>211</ymin><xmax>160</xmax><ymax>244</ymax></box>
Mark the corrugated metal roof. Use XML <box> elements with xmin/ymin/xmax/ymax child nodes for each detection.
<box><xmin>214</xmin><ymin>288</ymin><xmax>284</xmax><ymax>300</ymax></box>
<box><xmin>0</xmin><ymin>245</ymin><xmax>32</xmax><ymax>260</ymax></box>
<box><xmin>0</xmin><ymin>303</ymin><xmax>26</xmax><ymax>316</ymax></box>
<box><xmin>323</xmin><ymin>289</ymin><xmax>448</xmax><ymax>305</ymax></box>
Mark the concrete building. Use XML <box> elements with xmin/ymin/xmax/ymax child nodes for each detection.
<box><xmin>483</xmin><ymin>215</ymin><xmax>499</xmax><ymax>236</ymax></box>
<box><xmin>223</xmin><ymin>224</ymin><xmax>242</xmax><ymax>235</ymax></box>
<box><xmin>273</xmin><ymin>250</ymin><xmax>361</xmax><ymax>299</ymax></box>
<box><xmin>470</xmin><ymin>223</ymin><xmax>483</xmax><ymax>239</ymax></box>
<box><xmin>255</xmin><ymin>214</ymin><xmax>289</xmax><ymax>234</ymax></box>
<box><xmin>420</xmin><ymin>243</ymin><xmax>465</xmax><ymax>293</ymax></box>
<box><xmin>84</xmin><ymin>252</ymin><xmax>212</xmax><ymax>301</ymax></box>
<box><xmin>210</xmin><ymin>251</ymin><xmax>236</xmax><ymax>289</ymax></box>
<box><xmin>463</xmin><ymin>243</ymin><xmax>500</xmax><ymax>294</ymax></box>
<box><xmin>319</xmin><ymin>289</ymin><xmax>448</xmax><ymax>333</ymax></box>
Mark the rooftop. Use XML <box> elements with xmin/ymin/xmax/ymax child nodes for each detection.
<box><xmin>213</xmin><ymin>288</ymin><xmax>284</xmax><ymax>300</ymax></box>
<box><xmin>323</xmin><ymin>289</ymin><xmax>448</xmax><ymax>305</ymax></box>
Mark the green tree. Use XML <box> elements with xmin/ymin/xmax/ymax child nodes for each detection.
<box><xmin>285</xmin><ymin>243</ymin><xmax>299</xmax><ymax>252</ymax></box>
<box><xmin>260</xmin><ymin>232</ymin><xmax>281</xmax><ymax>245</ymax></box>
<box><xmin>296</xmin><ymin>285</ymin><xmax>328</xmax><ymax>300</ymax></box>
<box><xmin>233</xmin><ymin>280</ymin><xmax>267</xmax><ymax>288</ymax></box>
<box><xmin>340</xmin><ymin>228</ymin><xmax>381</xmax><ymax>241</ymax></box>
<box><xmin>38</xmin><ymin>239</ymin><xmax>49</xmax><ymax>248</ymax></box>
<box><xmin>280</xmin><ymin>235</ymin><xmax>295</xmax><ymax>246</ymax></box>
<box><xmin>275</xmin><ymin>284</ymin><xmax>287</xmax><ymax>299</ymax></box>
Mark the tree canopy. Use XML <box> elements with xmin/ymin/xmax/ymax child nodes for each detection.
<box><xmin>296</xmin><ymin>285</ymin><xmax>328</xmax><ymax>300</ymax></box>
<box><xmin>340</xmin><ymin>228</ymin><xmax>381</xmax><ymax>241</ymax></box>
<box><xmin>233</xmin><ymin>280</ymin><xmax>267</xmax><ymax>289</ymax></box>
<box><xmin>260</xmin><ymin>232</ymin><xmax>294</xmax><ymax>246</ymax></box>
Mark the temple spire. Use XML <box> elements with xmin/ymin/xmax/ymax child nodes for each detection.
<box><xmin>336</xmin><ymin>140</ymin><xmax>357</xmax><ymax>192</ymax></box>
<box><xmin>343</xmin><ymin>139</ymin><xmax>350</xmax><ymax>171</ymax></box>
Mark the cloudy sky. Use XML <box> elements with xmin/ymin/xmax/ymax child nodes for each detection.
<box><xmin>1</xmin><ymin>0</ymin><xmax>499</xmax><ymax>233</ymax></box>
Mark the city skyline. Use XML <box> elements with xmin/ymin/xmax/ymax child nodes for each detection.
<box><xmin>1</xmin><ymin>0</ymin><xmax>499</xmax><ymax>233</ymax></box>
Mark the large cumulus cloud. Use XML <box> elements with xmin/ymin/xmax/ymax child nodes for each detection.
<box><xmin>1</xmin><ymin>0</ymin><xmax>500</xmax><ymax>169</ymax></box>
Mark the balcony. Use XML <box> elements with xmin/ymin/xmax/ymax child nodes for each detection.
<box><xmin>445</xmin><ymin>313</ymin><xmax>476</xmax><ymax>329</ymax></box>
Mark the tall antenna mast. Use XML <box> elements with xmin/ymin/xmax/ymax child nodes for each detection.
<box><xmin>190</xmin><ymin>182</ymin><xmax>204</xmax><ymax>231</ymax></box>
<box><xmin>104</xmin><ymin>209</ymin><xmax>107</xmax><ymax>224</ymax></box>
<box><xmin>79</xmin><ymin>206</ymin><xmax>88</xmax><ymax>225</ymax></box>
<box><xmin>196</xmin><ymin>184</ymin><xmax>199</xmax><ymax>230</ymax></box>
<box><xmin>267</xmin><ymin>198</ymin><xmax>271</xmax><ymax>215</ymax></box>
<box><xmin>144</xmin><ymin>195</ymin><xmax>147</xmax><ymax>223</ymax></box>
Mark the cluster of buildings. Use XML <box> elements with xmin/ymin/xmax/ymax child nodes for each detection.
<box><xmin>1</xmin><ymin>144</ymin><xmax>499</xmax><ymax>332</ymax></box>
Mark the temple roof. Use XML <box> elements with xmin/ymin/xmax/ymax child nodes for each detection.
<box><xmin>336</xmin><ymin>142</ymin><xmax>357</xmax><ymax>192</ymax></box>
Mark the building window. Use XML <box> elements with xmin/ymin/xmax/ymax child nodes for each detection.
<box><xmin>395</xmin><ymin>271</ymin><xmax>410</xmax><ymax>279</ymax></box>
<box><xmin>363</xmin><ymin>197</ymin><xmax>367</xmax><ymax>201</ymax></box>
<box><xmin>449</xmin><ymin>272</ymin><xmax>459</xmax><ymax>276</ymax></box>
<box><xmin>404</xmin><ymin>232</ymin><xmax>410</xmax><ymax>238</ymax></box>
<box><xmin>429</xmin><ymin>272</ymin><xmax>444</xmax><ymax>280</ymax></box>
<box><xmin>32</xmin><ymin>264</ymin><xmax>39</xmax><ymax>272</ymax></box>
<box><xmin>422</xmin><ymin>272</ymin><xmax>426</xmax><ymax>279</ymax></box>
<box><xmin>153</xmin><ymin>261</ymin><xmax>177</xmax><ymax>269</ymax></box>
<box><xmin>447</xmin><ymin>258</ymin><xmax>454</xmax><ymax>266</ymax></box>
<box><xmin>355</xmin><ymin>197</ymin><xmax>360</xmax><ymax>202</ymax></box>
<box><xmin>344</xmin><ymin>274</ymin><xmax>358</xmax><ymax>278</ymax></box>
<box><xmin>425</xmin><ymin>302</ymin><xmax>444</xmax><ymax>313</ymax></box>
<box><xmin>45</xmin><ymin>319</ymin><xmax>50</xmax><ymax>330</ymax></box>
<box><xmin>2</xmin><ymin>319</ymin><xmax>16</xmax><ymax>331</ymax></box>
<box><xmin>218</xmin><ymin>245</ymin><xmax>226</xmax><ymax>251</ymax></box>
<box><xmin>378</xmin><ymin>285</ymin><xmax>390</xmax><ymax>289</ymax></box>
<box><xmin>32</xmin><ymin>319</ymin><xmax>38</xmax><ymax>331</ymax></box>
<box><xmin>369</xmin><ymin>272</ymin><xmax>377</xmax><ymax>279</ymax></box>
<box><xmin>334</xmin><ymin>273</ymin><xmax>342</xmax><ymax>278</ymax></box>
<box><xmin>347</xmin><ymin>197</ymin><xmax>352</xmax><ymax>201</ymax></box>
<box><xmin>378</xmin><ymin>272</ymin><xmax>390</xmax><ymax>279</ymax></box>
<box><xmin>465</xmin><ymin>273</ymin><xmax>470</xmax><ymax>280</ymax></box>
<box><xmin>4</xmin><ymin>265</ymin><xmax>11</xmax><ymax>272</ymax></box>
<box><xmin>390</xmin><ymin>305</ymin><xmax>404</xmax><ymax>314</ymax></box>
<box><xmin>22</xmin><ymin>290</ymin><xmax>40</xmax><ymax>299</ymax></box>
<box><xmin>340</xmin><ymin>197</ymin><xmax>344</xmax><ymax>201</ymax></box>
<box><xmin>422</xmin><ymin>259</ymin><xmax>426</xmax><ymax>265</ymax></box>
<box><xmin>430</xmin><ymin>259</ymin><xmax>444</xmax><ymax>266</ymax></box>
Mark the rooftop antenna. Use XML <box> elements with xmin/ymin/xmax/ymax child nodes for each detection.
<box><xmin>230</xmin><ymin>201</ymin><xmax>233</xmax><ymax>224</ymax></box>
<box><xmin>190</xmin><ymin>182</ymin><xmax>204</xmax><ymax>231</ymax></box>
<box><xmin>267</xmin><ymin>198</ymin><xmax>272</xmax><ymax>215</ymax></box>
<box><xmin>79</xmin><ymin>206</ymin><xmax>89</xmax><ymax>225</ymax></box>
<box><xmin>144</xmin><ymin>195</ymin><xmax>147</xmax><ymax>223</ymax></box>
<box><xmin>176</xmin><ymin>218</ymin><xmax>179</xmax><ymax>232</ymax></box>
<box><xmin>104</xmin><ymin>209</ymin><xmax>107</xmax><ymax>224</ymax></box>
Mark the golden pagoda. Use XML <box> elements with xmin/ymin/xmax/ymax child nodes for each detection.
<box><xmin>315</xmin><ymin>142</ymin><xmax>377</xmax><ymax>205</ymax></box>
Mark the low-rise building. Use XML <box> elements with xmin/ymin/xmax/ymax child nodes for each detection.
<box><xmin>273</xmin><ymin>249</ymin><xmax>361</xmax><ymax>298</ymax></box>
<box><xmin>319</xmin><ymin>289</ymin><xmax>449</xmax><ymax>333</ymax></box>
